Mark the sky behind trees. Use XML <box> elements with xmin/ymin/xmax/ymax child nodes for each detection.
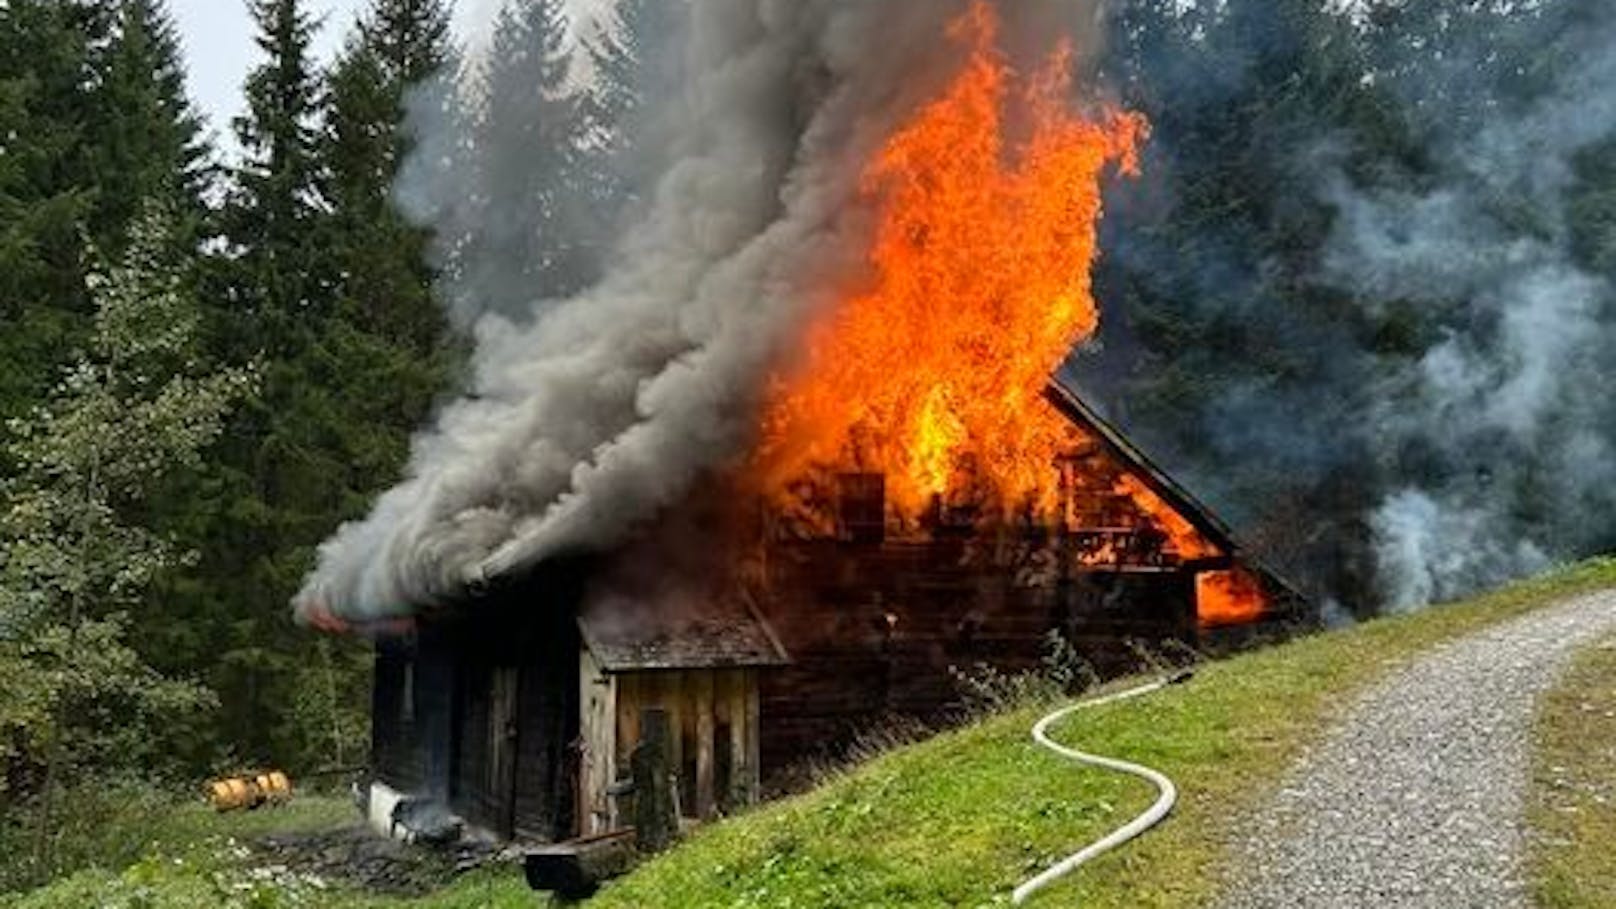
<box><xmin>170</xmin><ymin>0</ymin><xmax>551</xmax><ymax>141</ymax></box>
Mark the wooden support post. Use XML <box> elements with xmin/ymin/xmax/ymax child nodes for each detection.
<box><xmin>578</xmin><ymin>649</ymin><xmax>617</xmax><ymax>835</ymax></box>
<box><xmin>694</xmin><ymin>671</ymin><xmax>716</xmax><ymax>819</ymax></box>
<box><xmin>631</xmin><ymin>708</ymin><xmax>676</xmax><ymax>854</ymax></box>
<box><xmin>744</xmin><ymin>670</ymin><xmax>761</xmax><ymax>805</ymax></box>
<box><xmin>663</xmin><ymin>673</ymin><xmax>685</xmax><ymax>785</ymax></box>
<box><xmin>725</xmin><ymin>671</ymin><xmax>749</xmax><ymax>808</ymax></box>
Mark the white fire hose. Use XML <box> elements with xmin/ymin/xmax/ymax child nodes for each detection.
<box><xmin>1012</xmin><ymin>669</ymin><xmax>1194</xmax><ymax>905</ymax></box>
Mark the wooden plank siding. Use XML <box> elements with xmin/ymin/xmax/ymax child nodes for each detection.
<box><xmin>578</xmin><ymin>648</ymin><xmax>618</xmax><ymax>836</ymax></box>
<box><xmin>694</xmin><ymin>671</ymin><xmax>715</xmax><ymax>818</ymax></box>
<box><xmin>511</xmin><ymin>614</ymin><xmax>579</xmax><ymax>841</ymax></box>
<box><xmin>752</xmin><ymin>538</ymin><xmax>1198</xmax><ymax>771</ymax></box>
<box><xmin>597</xmin><ymin>666</ymin><xmax>762</xmax><ymax>829</ymax></box>
<box><xmin>370</xmin><ymin>646</ymin><xmax>421</xmax><ymax>793</ymax></box>
<box><xmin>378</xmin><ymin>570</ymin><xmax>586</xmax><ymax>843</ymax></box>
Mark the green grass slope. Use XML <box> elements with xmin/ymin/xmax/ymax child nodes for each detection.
<box><xmin>589</xmin><ymin>558</ymin><xmax>1616</xmax><ymax>909</ymax></box>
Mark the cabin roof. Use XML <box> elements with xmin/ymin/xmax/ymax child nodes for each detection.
<box><xmin>1046</xmin><ymin>377</ymin><xmax>1310</xmax><ymax>607</ymax></box>
<box><xmin>578</xmin><ymin>591</ymin><xmax>790</xmax><ymax>673</ymax></box>
<box><xmin>1044</xmin><ymin>379</ymin><xmax>1240</xmax><ymax>554</ymax></box>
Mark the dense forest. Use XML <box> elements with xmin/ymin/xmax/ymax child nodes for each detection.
<box><xmin>0</xmin><ymin>0</ymin><xmax>658</xmax><ymax>888</ymax></box>
<box><xmin>1080</xmin><ymin>0</ymin><xmax>1616</xmax><ymax>616</ymax></box>
<box><xmin>3</xmin><ymin>0</ymin><xmax>1614</xmax><ymax>894</ymax></box>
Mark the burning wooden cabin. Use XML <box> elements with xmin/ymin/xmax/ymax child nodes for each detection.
<box><xmin>362</xmin><ymin>379</ymin><xmax>1311</xmax><ymax>844</ymax></box>
<box><xmin>355</xmin><ymin>5</ymin><xmax>1314</xmax><ymax>847</ymax></box>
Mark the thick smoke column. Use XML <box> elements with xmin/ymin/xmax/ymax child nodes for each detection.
<box><xmin>297</xmin><ymin>0</ymin><xmax>1106</xmax><ymax>620</ymax></box>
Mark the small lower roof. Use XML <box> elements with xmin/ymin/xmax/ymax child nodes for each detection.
<box><xmin>578</xmin><ymin>589</ymin><xmax>790</xmax><ymax>673</ymax></box>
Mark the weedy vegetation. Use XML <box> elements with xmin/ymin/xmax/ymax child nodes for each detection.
<box><xmin>1530</xmin><ymin>633</ymin><xmax>1616</xmax><ymax>908</ymax></box>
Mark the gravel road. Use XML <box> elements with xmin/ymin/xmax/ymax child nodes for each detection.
<box><xmin>1219</xmin><ymin>589</ymin><xmax>1616</xmax><ymax>909</ymax></box>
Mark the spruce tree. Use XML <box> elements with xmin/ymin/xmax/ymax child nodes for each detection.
<box><xmin>1085</xmin><ymin>0</ymin><xmax>1391</xmax><ymax>604</ymax></box>
<box><xmin>469</xmin><ymin>0</ymin><xmax>592</xmax><ymax>311</ymax></box>
<box><xmin>226</xmin><ymin>0</ymin><xmax>326</xmax><ymax>353</ymax></box>
<box><xmin>323</xmin><ymin>0</ymin><xmax>454</xmax><ymax>347</ymax></box>
<box><xmin>182</xmin><ymin>0</ymin><xmax>464</xmax><ymax>770</ymax></box>
<box><xmin>0</xmin><ymin>0</ymin><xmax>100</xmax><ymax>415</ymax></box>
<box><xmin>189</xmin><ymin>0</ymin><xmax>333</xmax><ymax>765</ymax></box>
<box><xmin>581</xmin><ymin>0</ymin><xmax>684</xmax><ymax>240</ymax></box>
<box><xmin>88</xmin><ymin>0</ymin><xmax>212</xmax><ymax>252</ymax></box>
<box><xmin>274</xmin><ymin>1</ymin><xmax>466</xmax><ymax>767</ymax></box>
<box><xmin>369</xmin><ymin>0</ymin><xmax>453</xmax><ymax>87</ymax></box>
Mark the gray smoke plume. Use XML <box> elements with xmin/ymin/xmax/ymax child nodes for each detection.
<box><xmin>1324</xmin><ymin>5</ymin><xmax>1616</xmax><ymax>610</ymax></box>
<box><xmin>1074</xmin><ymin>0</ymin><xmax>1616</xmax><ymax>614</ymax></box>
<box><xmin>296</xmin><ymin>0</ymin><xmax>1107</xmax><ymax>620</ymax></box>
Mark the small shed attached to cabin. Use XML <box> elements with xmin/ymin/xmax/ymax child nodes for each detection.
<box><xmin>575</xmin><ymin>593</ymin><xmax>789</xmax><ymax>835</ymax></box>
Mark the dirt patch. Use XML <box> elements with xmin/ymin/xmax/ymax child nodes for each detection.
<box><xmin>252</xmin><ymin>824</ymin><xmax>503</xmax><ymax>897</ymax></box>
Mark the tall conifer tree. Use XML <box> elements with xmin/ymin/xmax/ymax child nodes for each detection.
<box><xmin>89</xmin><ymin>0</ymin><xmax>212</xmax><ymax>251</ymax></box>
<box><xmin>191</xmin><ymin>0</ymin><xmax>333</xmax><ymax>764</ymax></box>
<box><xmin>468</xmin><ymin>0</ymin><xmax>590</xmax><ymax>310</ymax></box>
<box><xmin>323</xmin><ymin>0</ymin><xmax>454</xmax><ymax>347</ymax></box>
<box><xmin>226</xmin><ymin>0</ymin><xmax>326</xmax><ymax>352</ymax></box>
<box><xmin>0</xmin><ymin>1</ymin><xmax>100</xmax><ymax>414</ymax></box>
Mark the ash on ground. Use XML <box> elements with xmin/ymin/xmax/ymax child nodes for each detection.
<box><xmin>252</xmin><ymin>825</ymin><xmax>505</xmax><ymax>897</ymax></box>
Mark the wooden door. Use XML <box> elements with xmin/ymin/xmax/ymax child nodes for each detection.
<box><xmin>488</xmin><ymin>666</ymin><xmax>520</xmax><ymax>838</ymax></box>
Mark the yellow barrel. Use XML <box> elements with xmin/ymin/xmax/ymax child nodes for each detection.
<box><xmin>255</xmin><ymin>771</ymin><xmax>292</xmax><ymax>805</ymax></box>
<box><xmin>206</xmin><ymin>771</ymin><xmax>293</xmax><ymax>811</ymax></box>
<box><xmin>206</xmin><ymin>777</ymin><xmax>256</xmax><ymax>811</ymax></box>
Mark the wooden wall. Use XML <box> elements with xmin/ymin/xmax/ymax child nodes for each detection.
<box><xmin>752</xmin><ymin>537</ymin><xmax>1196</xmax><ymax>771</ymax></box>
<box><xmin>371</xmin><ymin>644</ymin><xmax>420</xmax><ymax>792</ymax></box>
<box><xmin>369</xmin><ymin>565</ymin><xmax>585</xmax><ymax>843</ymax></box>
<box><xmin>369</xmin><ymin>538</ymin><xmax>1232</xmax><ymax>841</ymax></box>
<box><xmin>578</xmin><ymin>658</ymin><xmax>761</xmax><ymax>836</ymax></box>
<box><xmin>443</xmin><ymin>600</ymin><xmax>579</xmax><ymax>840</ymax></box>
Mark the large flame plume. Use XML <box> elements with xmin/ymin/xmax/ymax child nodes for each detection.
<box><xmin>753</xmin><ymin>4</ymin><xmax>1145</xmax><ymax>524</ymax></box>
<box><xmin>747</xmin><ymin>3</ymin><xmax>1263</xmax><ymax>626</ymax></box>
<box><xmin>295</xmin><ymin>0</ymin><xmax>1269</xmax><ymax>630</ymax></box>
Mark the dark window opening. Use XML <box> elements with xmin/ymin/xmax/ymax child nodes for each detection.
<box><xmin>838</xmin><ymin>473</ymin><xmax>886</xmax><ymax>544</ymax></box>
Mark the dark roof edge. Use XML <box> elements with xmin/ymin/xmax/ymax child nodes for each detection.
<box><xmin>1043</xmin><ymin>378</ymin><xmax>1312</xmax><ymax>609</ymax></box>
<box><xmin>1044</xmin><ymin>379</ymin><xmax>1238</xmax><ymax>549</ymax></box>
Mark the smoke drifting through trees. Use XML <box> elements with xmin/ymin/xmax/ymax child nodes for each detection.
<box><xmin>1076</xmin><ymin>0</ymin><xmax>1616</xmax><ymax>613</ymax></box>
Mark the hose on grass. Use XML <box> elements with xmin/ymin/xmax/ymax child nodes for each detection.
<box><xmin>1011</xmin><ymin>669</ymin><xmax>1194</xmax><ymax>905</ymax></box>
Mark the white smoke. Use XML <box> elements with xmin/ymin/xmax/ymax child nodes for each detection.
<box><xmin>1370</xmin><ymin>489</ymin><xmax>1549</xmax><ymax>613</ymax></box>
<box><xmin>1320</xmin><ymin>7</ymin><xmax>1616</xmax><ymax>609</ymax></box>
<box><xmin>297</xmin><ymin>0</ymin><xmax>1106</xmax><ymax>620</ymax></box>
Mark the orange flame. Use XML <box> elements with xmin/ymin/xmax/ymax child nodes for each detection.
<box><xmin>1197</xmin><ymin>569</ymin><xmax>1268</xmax><ymax>627</ymax></box>
<box><xmin>1115</xmin><ymin>475</ymin><xmax>1220</xmax><ymax>560</ymax></box>
<box><xmin>755</xmin><ymin>3</ymin><xmax>1147</xmax><ymax>522</ymax></box>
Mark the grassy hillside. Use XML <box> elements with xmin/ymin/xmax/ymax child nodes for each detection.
<box><xmin>589</xmin><ymin>558</ymin><xmax>1616</xmax><ymax>909</ymax></box>
<box><xmin>1530</xmin><ymin>632</ymin><xmax>1616</xmax><ymax>908</ymax></box>
<box><xmin>5</xmin><ymin>559</ymin><xmax>1612</xmax><ymax>909</ymax></box>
